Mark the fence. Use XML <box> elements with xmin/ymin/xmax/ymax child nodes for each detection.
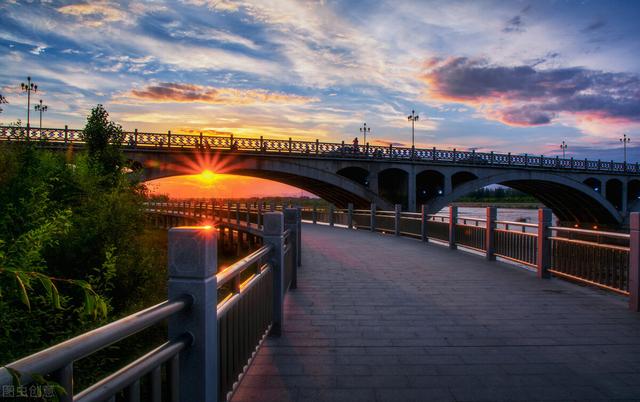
<box><xmin>301</xmin><ymin>202</ymin><xmax>640</xmax><ymax>311</ymax></box>
<box><xmin>0</xmin><ymin>203</ymin><xmax>301</xmax><ymax>402</ymax></box>
<box><xmin>2</xmin><ymin>125</ymin><xmax>639</xmax><ymax>174</ymax></box>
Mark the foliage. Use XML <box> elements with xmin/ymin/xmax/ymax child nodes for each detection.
<box><xmin>458</xmin><ymin>187</ymin><xmax>538</xmax><ymax>203</ymax></box>
<box><xmin>80</xmin><ymin>104</ymin><xmax>125</xmax><ymax>180</ymax></box>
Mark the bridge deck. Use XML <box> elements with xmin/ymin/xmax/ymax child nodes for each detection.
<box><xmin>232</xmin><ymin>224</ymin><xmax>640</xmax><ymax>401</ymax></box>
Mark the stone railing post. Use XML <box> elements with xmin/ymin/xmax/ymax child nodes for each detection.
<box><xmin>537</xmin><ymin>208</ymin><xmax>552</xmax><ymax>278</ymax></box>
<box><xmin>421</xmin><ymin>204</ymin><xmax>428</xmax><ymax>242</ymax></box>
<box><xmin>394</xmin><ymin>204</ymin><xmax>401</xmax><ymax>236</ymax></box>
<box><xmin>312</xmin><ymin>206</ymin><xmax>317</xmax><ymax>224</ymax></box>
<box><xmin>226</xmin><ymin>201</ymin><xmax>232</xmax><ymax>223</ymax></box>
<box><xmin>257</xmin><ymin>202</ymin><xmax>263</xmax><ymax>227</ymax></box>
<box><xmin>235</xmin><ymin>202</ymin><xmax>240</xmax><ymax>226</ymax></box>
<box><xmin>167</xmin><ymin>226</ymin><xmax>218</xmax><ymax>402</ymax></box>
<box><xmin>630</xmin><ymin>213</ymin><xmax>640</xmax><ymax>311</ymax></box>
<box><xmin>486</xmin><ymin>207</ymin><xmax>496</xmax><ymax>260</ymax></box>
<box><xmin>262</xmin><ymin>212</ymin><xmax>285</xmax><ymax>336</ymax></box>
<box><xmin>449</xmin><ymin>205</ymin><xmax>458</xmax><ymax>250</ymax></box>
<box><xmin>370</xmin><ymin>203</ymin><xmax>376</xmax><ymax>232</ymax></box>
<box><xmin>329</xmin><ymin>204</ymin><xmax>335</xmax><ymax>227</ymax></box>
<box><xmin>347</xmin><ymin>203</ymin><xmax>354</xmax><ymax>229</ymax></box>
<box><xmin>284</xmin><ymin>208</ymin><xmax>300</xmax><ymax>289</ymax></box>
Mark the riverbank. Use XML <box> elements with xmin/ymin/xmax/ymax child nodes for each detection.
<box><xmin>452</xmin><ymin>201</ymin><xmax>543</xmax><ymax>209</ymax></box>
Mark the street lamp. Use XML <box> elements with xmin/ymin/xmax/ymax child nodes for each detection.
<box><xmin>560</xmin><ymin>141</ymin><xmax>567</xmax><ymax>158</ymax></box>
<box><xmin>407</xmin><ymin>110</ymin><xmax>419</xmax><ymax>149</ymax></box>
<box><xmin>359</xmin><ymin>123</ymin><xmax>370</xmax><ymax>145</ymax></box>
<box><xmin>0</xmin><ymin>94</ymin><xmax>7</xmax><ymax>114</ymax></box>
<box><xmin>35</xmin><ymin>99</ymin><xmax>48</xmax><ymax>138</ymax></box>
<box><xmin>20</xmin><ymin>76</ymin><xmax>38</xmax><ymax>138</ymax></box>
<box><xmin>620</xmin><ymin>134</ymin><xmax>631</xmax><ymax>165</ymax></box>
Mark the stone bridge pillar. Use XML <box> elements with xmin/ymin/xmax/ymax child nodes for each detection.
<box><xmin>408</xmin><ymin>168</ymin><xmax>416</xmax><ymax>212</ymax></box>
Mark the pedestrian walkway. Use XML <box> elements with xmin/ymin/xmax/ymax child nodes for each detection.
<box><xmin>232</xmin><ymin>224</ymin><xmax>640</xmax><ymax>401</ymax></box>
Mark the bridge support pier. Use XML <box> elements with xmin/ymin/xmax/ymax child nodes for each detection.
<box><xmin>408</xmin><ymin>170</ymin><xmax>416</xmax><ymax>212</ymax></box>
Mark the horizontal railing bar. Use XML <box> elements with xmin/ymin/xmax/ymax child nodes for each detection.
<box><xmin>0</xmin><ymin>297</ymin><xmax>192</xmax><ymax>386</ymax></box>
<box><xmin>216</xmin><ymin>245</ymin><xmax>273</xmax><ymax>288</ymax></box>
<box><xmin>74</xmin><ymin>336</ymin><xmax>190</xmax><ymax>402</ymax></box>
<box><xmin>549</xmin><ymin>226</ymin><xmax>630</xmax><ymax>239</ymax></box>
<box><xmin>457</xmin><ymin>216</ymin><xmax>487</xmax><ymax>223</ymax></box>
<box><xmin>495</xmin><ymin>220</ymin><xmax>538</xmax><ymax>228</ymax></box>
<box><xmin>549</xmin><ymin>236</ymin><xmax>630</xmax><ymax>251</ymax></box>
<box><xmin>549</xmin><ymin>269</ymin><xmax>630</xmax><ymax>296</ymax></box>
<box><xmin>217</xmin><ymin>264</ymin><xmax>272</xmax><ymax>318</ymax></box>
<box><xmin>495</xmin><ymin>253</ymin><xmax>537</xmax><ymax>268</ymax></box>
<box><xmin>494</xmin><ymin>228</ymin><xmax>538</xmax><ymax>237</ymax></box>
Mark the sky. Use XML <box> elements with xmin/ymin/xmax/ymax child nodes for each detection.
<box><xmin>1</xmin><ymin>0</ymin><xmax>640</xmax><ymax>197</ymax></box>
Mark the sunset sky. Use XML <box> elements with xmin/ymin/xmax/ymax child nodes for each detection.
<box><xmin>1</xmin><ymin>1</ymin><xmax>639</xmax><ymax>197</ymax></box>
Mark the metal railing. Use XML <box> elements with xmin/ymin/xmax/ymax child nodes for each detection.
<box><xmin>301</xmin><ymin>202</ymin><xmax>640</xmax><ymax>310</ymax></box>
<box><xmin>0</xmin><ymin>203</ymin><xmax>302</xmax><ymax>402</ymax></box>
<box><xmin>2</xmin><ymin>125</ymin><xmax>639</xmax><ymax>174</ymax></box>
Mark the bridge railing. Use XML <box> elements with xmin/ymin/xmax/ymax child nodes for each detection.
<box><xmin>0</xmin><ymin>204</ymin><xmax>301</xmax><ymax>402</ymax></box>
<box><xmin>2</xmin><ymin>125</ymin><xmax>639</xmax><ymax>174</ymax></box>
<box><xmin>298</xmin><ymin>202</ymin><xmax>640</xmax><ymax>311</ymax></box>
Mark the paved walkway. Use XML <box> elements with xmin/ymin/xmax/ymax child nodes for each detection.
<box><xmin>232</xmin><ymin>224</ymin><xmax>640</xmax><ymax>401</ymax></box>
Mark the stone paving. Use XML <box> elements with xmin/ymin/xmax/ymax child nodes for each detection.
<box><xmin>232</xmin><ymin>224</ymin><xmax>640</xmax><ymax>402</ymax></box>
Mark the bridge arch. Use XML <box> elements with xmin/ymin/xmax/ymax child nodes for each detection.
<box><xmin>606</xmin><ymin>179</ymin><xmax>623</xmax><ymax>210</ymax></box>
<box><xmin>429</xmin><ymin>171</ymin><xmax>622</xmax><ymax>225</ymax></box>
<box><xmin>379</xmin><ymin>168</ymin><xmax>409</xmax><ymax>210</ymax></box>
<box><xmin>416</xmin><ymin>170</ymin><xmax>445</xmax><ymax>206</ymax></box>
<box><xmin>137</xmin><ymin>153</ymin><xmax>393</xmax><ymax>209</ymax></box>
<box><xmin>584</xmin><ymin>177</ymin><xmax>602</xmax><ymax>193</ymax></box>
<box><xmin>452</xmin><ymin>171</ymin><xmax>478</xmax><ymax>189</ymax></box>
<box><xmin>337</xmin><ymin>166</ymin><xmax>370</xmax><ymax>187</ymax></box>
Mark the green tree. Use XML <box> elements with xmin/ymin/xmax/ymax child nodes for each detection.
<box><xmin>80</xmin><ymin>104</ymin><xmax>125</xmax><ymax>179</ymax></box>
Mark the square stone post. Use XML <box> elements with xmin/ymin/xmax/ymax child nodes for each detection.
<box><xmin>629</xmin><ymin>213</ymin><xmax>640</xmax><ymax>311</ymax></box>
<box><xmin>421</xmin><ymin>204</ymin><xmax>428</xmax><ymax>242</ymax></box>
<box><xmin>167</xmin><ymin>226</ymin><xmax>218</xmax><ymax>402</ymax></box>
<box><xmin>312</xmin><ymin>206</ymin><xmax>317</xmax><ymax>224</ymax></box>
<box><xmin>257</xmin><ymin>202</ymin><xmax>263</xmax><ymax>227</ymax></box>
<box><xmin>486</xmin><ymin>207</ymin><xmax>496</xmax><ymax>260</ymax></box>
<box><xmin>329</xmin><ymin>204</ymin><xmax>335</xmax><ymax>227</ymax></box>
<box><xmin>370</xmin><ymin>203</ymin><xmax>376</xmax><ymax>232</ymax></box>
<box><xmin>235</xmin><ymin>202</ymin><xmax>240</xmax><ymax>226</ymax></box>
<box><xmin>284</xmin><ymin>209</ymin><xmax>300</xmax><ymax>289</ymax></box>
<box><xmin>347</xmin><ymin>203</ymin><xmax>354</xmax><ymax>229</ymax></box>
<box><xmin>226</xmin><ymin>201</ymin><xmax>232</xmax><ymax>223</ymax></box>
<box><xmin>449</xmin><ymin>205</ymin><xmax>458</xmax><ymax>250</ymax></box>
<box><xmin>394</xmin><ymin>204</ymin><xmax>401</xmax><ymax>236</ymax></box>
<box><xmin>537</xmin><ymin>208</ymin><xmax>552</xmax><ymax>278</ymax></box>
<box><xmin>263</xmin><ymin>212</ymin><xmax>285</xmax><ymax>336</ymax></box>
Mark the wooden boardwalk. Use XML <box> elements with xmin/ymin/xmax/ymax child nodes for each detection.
<box><xmin>232</xmin><ymin>224</ymin><xmax>640</xmax><ymax>401</ymax></box>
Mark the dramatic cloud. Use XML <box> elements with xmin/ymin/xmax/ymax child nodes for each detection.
<box><xmin>422</xmin><ymin>57</ymin><xmax>640</xmax><ymax>126</ymax></box>
<box><xmin>122</xmin><ymin>83</ymin><xmax>318</xmax><ymax>105</ymax></box>
<box><xmin>57</xmin><ymin>2</ymin><xmax>128</xmax><ymax>27</ymax></box>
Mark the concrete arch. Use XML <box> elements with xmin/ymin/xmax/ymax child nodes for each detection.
<box><xmin>452</xmin><ymin>171</ymin><xmax>478</xmax><ymax>189</ymax></box>
<box><xmin>138</xmin><ymin>153</ymin><xmax>392</xmax><ymax>209</ymax></box>
<box><xmin>584</xmin><ymin>177</ymin><xmax>602</xmax><ymax>193</ymax></box>
<box><xmin>429</xmin><ymin>171</ymin><xmax>622</xmax><ymax>224</ymax></box>
<box><xmin>606</xmin><ymin>179</ymin><xmax>623</xmax><ymax>210</ymax></box>
<box><xmin>416</xmin><ymin>170</ymin><xmax>445</xmax><ymax>206</ymax></box>
<box><xmin>379</xmin><ymin>168</ymin><xmax>409</xmax><ymax>210</ymax></box>
<box><xmin>337</xmin><ymin>166</ymin><xmax>370</xmax><ymax>187</ymax></box>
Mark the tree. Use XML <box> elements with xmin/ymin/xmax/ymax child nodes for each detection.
<box><xmin>80</xmin><ymin>105</ymin><xmax>125</xmax><ymax>178</ymax></box>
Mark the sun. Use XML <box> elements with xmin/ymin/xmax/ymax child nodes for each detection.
<box><xmin>197</xmin><ymin>169</ymin><xmax>217</xmax><ymax>186</ymax></box>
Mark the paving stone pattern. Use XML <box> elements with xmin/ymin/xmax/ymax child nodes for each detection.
<box><xmin>232</xmin><ymin>224</ymin><xmax>640</xmax><ymax>401</ymax></box>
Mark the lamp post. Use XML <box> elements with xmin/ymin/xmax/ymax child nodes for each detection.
<box><xmin>0</xmin><ymin>94</ymin><xmax>7</xmax><ymax>114</ymax></box>
<box><xmin>20</xmin><ymin>76</ymin><xmax>38</xmax><ymax>139</ymax></box>
<box><xmin>359</xmin><ymin>123</ymin><xmax>370</xmax><ymax>145</ymax></box>
<box><xmin>407</xmin><ymin>110</ymin><xmax>419</xmax><ymax>149</ymax></box>
<box><xmin>621</xmin><ymin>134</ymin><xmax>631</xmax><ymax>165</ymax></box>
<box><xmin>35</xmin><ymin>99</ymin><xmax>48</xmax><ymax>138</ymax></box>
<box><xmin>560</xmin><ymin>141</ymin><xmax>567</xmax><ymax>158</ymax></box>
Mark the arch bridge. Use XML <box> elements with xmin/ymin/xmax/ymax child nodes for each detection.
<box><xmin>2</xmin><ymin>125</ymin><xmax>639</xmax><ymax>226</ymax></box>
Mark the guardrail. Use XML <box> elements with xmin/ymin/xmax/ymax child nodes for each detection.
<box><xmin>0</xmin><ymin>203</ymin><xmax>301</xmax><ymax>402</ymax></box>
<box><xmin>300</xmin><ymin>202</ymin><xmax>640</xmax><ymax>311</ymax></box>
<box><xmin>2</xmin><ymin>125</ymin><xmax>639</xmax><ymax>174</ymax></box>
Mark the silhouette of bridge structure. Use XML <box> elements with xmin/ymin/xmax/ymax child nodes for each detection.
<box><xmin>2</xmin><ymin>125</ymin><xmax>639</xmax><ymax>226</ymax></box>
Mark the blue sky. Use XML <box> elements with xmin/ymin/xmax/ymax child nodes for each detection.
<box><xmin>1</xmin><ymin>0</ymin><xmax>640</xmax><ymax>161</ymax></box>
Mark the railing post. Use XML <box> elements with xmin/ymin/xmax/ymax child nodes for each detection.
<box><xmin>167</xmin><ymin>130</ymin><xmax>171</xmax><ymax>148</ymax></box>
<box><xmin>347</xmin><ymin>203</ymin><xmax>354</xmax><ymax>229</ymax></box>
<box><xmin>537</xmin><ymin>208</ymin><xmax>552</xmax><ymax>278</ymax></box>
<box><xmin>167</xmin><ymin>226</ymin><xmax>218</xmax><ymax>402</ymax></box>
<box><xmin>288</xmin><ymin>137</ymin><xmax>292</xmax><ymax>153</ymax></box>
<box><xmin>394</xmin><ymin>204</ymin><xmax>401</xmax><ymax>236</ymax></box>
<box><xmin>133</xmin><ymin>128</ymin><xmax>138</xmax><ymax>147</ymax></box>
<box><xmin>263</xmin><ymin>212</ymin><xmax>285</xmax><ymax>336</ymax></box>
<box><xmin>630</xmin><ymin>213</ymin><xmax>640</xmax><ymax>311</ymax></box>
<box><xmin>315</xmin><ymin>139</ymin><xmax>319</xmax><ymax>154</ymax></box>
<box><xmin>64</xmin><ymin>125</ymin><xmax>68</xmax><ymax>144</ymax></box>
<box><xmin>421</xmin><ymin>204</ymin><xmax>428</xmax><ymax>242</ymax></box>
<box><xmin>485</xmin><ymin>206</ymin><xmax>496</xmax><ymax>260</ymax></box>
<box><xmin>235</xmin><ymin>202</ymin><xmax>240</xmax><ymax>226</ymax></box>
<box><xmin>370</xmin><ymin>203</ymin><xmax>376</xmax><ymax>232</ymax></box>
<box><xmin>449</xmin><ymin>205</ymin><xmax>458</xmax><ymax>250</ymax></box>
<box><xmin>312</xmin><ymin>206</ymin><xmax>317</xmax><ymax>224</ymax></box>
<box><xmin>284</xmin><ymin>208</ymin><xmax>300</xmax><ymax>289</ymax></box>
<box><xmin>329</xmin><ymin>204</ymin><xmax>335</xmax><ymax>227</ymax></box>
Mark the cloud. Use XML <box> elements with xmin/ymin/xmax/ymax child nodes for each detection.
<box><xmin>120</xmin><ymin>82</ymin><xmax>318</xmax><ymax>105</ymax></box>
<box><xmin>421</xmin><ymin>57</ymin><xmax>640</xmax><ymax>126</ymax></box>
<box><xmin>57</xmin><ymin>2</ymin><xmax>128</xmax><ymax>27</ymax></box>
<box><xmin>503</xmin><ymin>15</ymin><xmax>524</xmax><ymax>33</ymax></box>
<box><xmin>583</xmin><ymin>18</ymin><xmax>607</xmax><ymax>32</ymax></box>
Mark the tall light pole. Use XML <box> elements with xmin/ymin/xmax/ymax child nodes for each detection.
<box><xmin>359</xmin><ymin>122</ymin><xmax>370</xmax><ymax>144</ymax></box>
<box><xmin>35</xmin><ymin>99</ymin><xmax>48</xmax><ymax>137</ymax></box>
<box><xmin>620</xmin><ymin>134</ymin><xmax>631</xmax><ymax>164</ymax></box>
<box><xmin>0</xmin><ymin>94</ymin><xmax>7</xmax><ymax>114</ymax></box>
<box><xmin>560</xmin><ymin>141</ymin><xmax>567</xmax><ymax>158</ymax></box>
<box><xmin>407</xmin><ymin>110</ymin><xmax>419</xmax><ymax>149</ymax></box>
<box><xmin>20</xmin><ymin>76</ymin><xmax>38</xmax><ymax>138</ymax></box>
